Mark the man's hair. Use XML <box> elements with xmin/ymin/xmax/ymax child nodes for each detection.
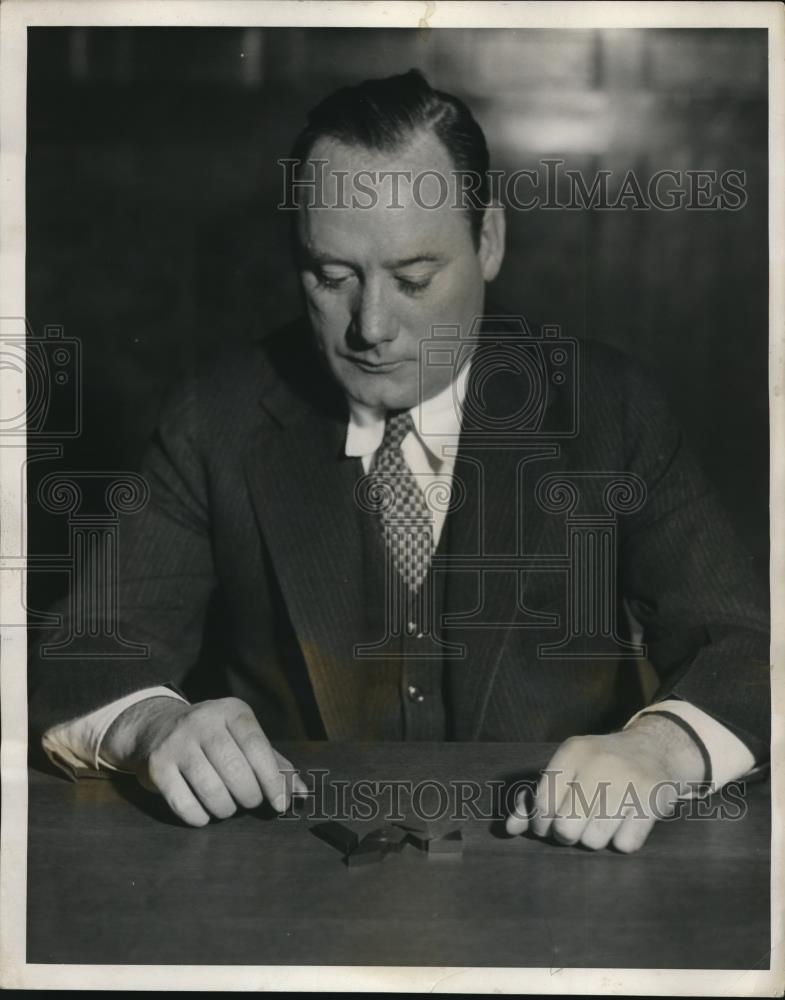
<box><xmin>289</xmin><ymin>69</ymin><xmax>490</xmax><ymax>246</ymax></box>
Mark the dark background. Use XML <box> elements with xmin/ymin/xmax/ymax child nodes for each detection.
<box><xmin>25</xmin><ymin>27</ymin><xmax>769</xmax><ymax>612</ymax></box>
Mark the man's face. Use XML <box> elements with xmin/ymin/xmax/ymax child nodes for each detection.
<box><xmin>296</xmin><ymin>130</ymin><xmax>505</xmax><ymax>410</ymax></box>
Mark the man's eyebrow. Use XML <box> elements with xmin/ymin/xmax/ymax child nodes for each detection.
<box><xmin>301</xmin><ymin>249</ymin><xmax>446</xmax><ymax>269</ymax></box>
<box><xmin>384</xmin><ymin>254</ymin><xmax>445</xmax><ymax>269</ymax></box>
<box><xmin>302</xmin><ymin>248</ymin><xmax>356</xmax><ymax>267</ymax></box>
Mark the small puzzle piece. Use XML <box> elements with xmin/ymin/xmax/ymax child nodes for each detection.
<box><xmin>425</xmin><ymin>816</ymin><xmax>462</xmax><ymax>839</ymax></box>
<box><xmin>399</xmin><ymin>815</ymin><xmax>462</xmax><ymax>850</ymax></box>
<box><xmin>345</xmin><ymin>825</ymin><xmax>412</xmax><ymax>867</ymax></box>
<box><xmin>427</xmin><ymin>829</ymin><xmax>464</xmax><ymax>857</ymax></box>
<box><xmin>404</xmin><ymin>830</ymin><xmax>430</xmax><ymax>852</ymax></box>
<box><xmin>310</xmin><ymin>821</ymin><xmax>359</xmax><ymax>856</ymax></box>
<box><xmin>362</xmin><ymin>824</ymin><xmax>408</xmax><ymax>854</ymax></box>
<box><xmin>393</xmin><ymin>820</ymin><xmax>428</xmax><ymax>836</ymax></box>
<box><xmin>392</xmin><ymin>812</ymin><xmax>429</xmax><ymax>836</ymax></box>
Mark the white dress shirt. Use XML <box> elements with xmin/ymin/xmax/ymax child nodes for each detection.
<box><xmin>42</xmin><ymin>360</ymin><xmax>755</xmax><ymax>788</ymax></box>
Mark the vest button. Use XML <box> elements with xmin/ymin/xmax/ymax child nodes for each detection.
<box><xmin>407</xmin><ymin>684</ymin><xmax>425</xmax><ymax>703</ymax></box>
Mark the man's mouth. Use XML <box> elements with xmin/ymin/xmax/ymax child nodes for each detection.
<box><xmin>347</xmin><ymin>357</ymin><xmax>408</xmax><ymax>374</ymax></box>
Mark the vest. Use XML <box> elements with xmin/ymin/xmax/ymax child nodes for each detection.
<box><xmin>355</xmin><ymin>466</ymin><xmax>454</xmax><ymax>741</ymax></box>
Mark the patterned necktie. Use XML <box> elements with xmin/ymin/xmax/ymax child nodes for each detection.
<box><xmin>369</xmin><ymin>410</ymin><xmax>435</xmax><ymax>594</ymax></box>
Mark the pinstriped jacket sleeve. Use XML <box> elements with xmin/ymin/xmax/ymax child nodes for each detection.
<box><xmin>28</xmin><ymin>373</ymin><xmax>216</xmax><ymax>754</ymax></box>
<box><xmin>612</xmin><ymin>355</ymin><xmax>770</xmax><ymax>764</ymax></box>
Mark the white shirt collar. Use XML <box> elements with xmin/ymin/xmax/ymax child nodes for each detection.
<box><xmin>344</xmin><ymin>361</ymin><xmax>470</xmax><ymax>468</ymax></box>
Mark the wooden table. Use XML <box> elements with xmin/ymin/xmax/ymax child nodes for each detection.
<box><xmin>27</xmin><ymin>742</ymin><xmax>770</xmax><ymax>968</ymax></box>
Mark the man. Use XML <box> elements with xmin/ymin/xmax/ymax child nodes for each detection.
<box><xmin>30</xmin><ymin>70</ymin><xmax>770</xmax><ymax>852</ymax></box>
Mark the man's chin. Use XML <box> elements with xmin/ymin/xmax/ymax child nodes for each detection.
<box><xmin>346</xmin><ymin>382</ymin><xmax>417</xmax><ymax>412</ymax></box>
<box><xmin>331</xmin><ymin>364</ymin><xmax>413</xmax><ymax>411</ymax></box>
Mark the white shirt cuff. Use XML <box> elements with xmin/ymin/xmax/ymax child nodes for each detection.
<box><xmin>625</xmin><ymin>698</ymin><xmax>756</xmax><ymax>789</ymax></box>
<box><xmin>41</xmin><ymin>686</ymin><xmax>188</xmax><ymax>779</ymax></box>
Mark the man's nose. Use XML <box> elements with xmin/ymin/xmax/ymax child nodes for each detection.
<box><xmin>349</xmin><ymin>280</ymin><xmax>398</xmax><ymax>347</ymax></box>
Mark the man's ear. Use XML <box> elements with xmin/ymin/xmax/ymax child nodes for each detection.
<box><xmin>478</xmin><ymin>203</ymin><xmax>506</xmax><ymax>282</ymax></box>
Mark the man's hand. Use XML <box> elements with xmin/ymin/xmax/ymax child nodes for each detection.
<box><xmin>505</xmin><ymin>714</ymin><xmax>706</xmax><ymax>853</ymax></box>
<box><xmin>101</xmin><ymin>696</ymin><xmax>308</xmax><ymax>827</ymax></box>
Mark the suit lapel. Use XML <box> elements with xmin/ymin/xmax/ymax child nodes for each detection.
<box><xmin>242</xmin><ymin>332</ymin><xmax>371</xmax><ymax>740</ymax></box>
<box><xmin>444</xmin><ymin>446</ymin><xmax>558</xmax><ymax>738</ymax></box>
<box><xmin>443</xmin><ymin>330</ymin><xmax>565</xmax><ymax>739</ymax></box>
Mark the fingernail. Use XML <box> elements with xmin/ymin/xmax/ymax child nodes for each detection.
<box><xmin>272</xmin><ymin>793</ymin><xmax>288</xmax><ymax>813</ymax></box>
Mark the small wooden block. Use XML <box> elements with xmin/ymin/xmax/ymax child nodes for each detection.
<box><xmin>393</xmin><ymin>813</ymin><xmax>429</xmax><ymax>835</ymax></box>
<box><xmin>424</xmin><ymin>818</ymin><xmax>461</xmax><ymax>840</ymax></box>
<box><xmin>404</xmin><ymin>831</ymin><xmax>429</xmax><ymax>852</ymax></box>
<box><xmin>310</xmin><ymin>822</ymin><xmax>359</xmax><ymax>856</ymax></box>
<box><xmin>427</xmin><ymin>830</ymin><xmax>464</xmax><ymax>856</ymax></box>
<box><xmin>402</xmin><ymin>818</ymin><xmax>462</xmax><ymax>847</ymax></box>
<box><xmin>362</xmin><ymin>825</ymin><xmax>408</xmax><ymax>852</ymax></box>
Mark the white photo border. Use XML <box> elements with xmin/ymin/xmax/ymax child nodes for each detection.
<box><xmin>1</xmin><ymin>1</ymin><xmax>782</xmax><ymax>993</ymax></box>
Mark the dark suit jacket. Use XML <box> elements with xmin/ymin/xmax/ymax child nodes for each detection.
<box><xmin>28</xmin><ymin>318</ymin><xmax>771</xmax><ymax>763</ymax></box>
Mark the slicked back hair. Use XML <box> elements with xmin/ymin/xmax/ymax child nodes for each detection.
<box><xmin>289</xmin><ymin>69</ymin><xmax>490</xmax><ymax>247</ymax></box>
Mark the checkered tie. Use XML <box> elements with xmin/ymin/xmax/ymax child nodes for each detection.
<box><xmin>370</xmin><ymin>410</ymin><xmax>435</xmax><ymax>594</ymax></box>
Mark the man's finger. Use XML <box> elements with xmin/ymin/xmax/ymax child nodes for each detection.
<box><xmin>552</xmin><ymin>768</ymin><xmax>626</xmax><ymax>847</ymax></box>
<box><xmin>649</xmin><ymin>780</ymin><xmax>681</xmax><ymax>821</ymax></box>
<box><xmin>274</xmin><ymin>749</ymin><xmax>310</xmax><ymax>797</ymax></box>
<box><xmin>577</xmin><ymin>785</ymin><xmax>628</xmax><ymax>850</ymax></box>
<box><xmin>202</xmin><ymin>731</ymin><xmax>264</xmax><ymax>810</ymax></box>
<box><xmin>227</xmin><ymin>712</ymin><xmax>290</xmax><ymax>811</ymax></box>
<box><xmin>150</xmin><ymin>764</ymin><xmax>211</xmax><ymax>827</ymax></box>
<box><xmin>610</xmin><ymin>780</ymin><xmax>680</xmax><ymax>853</ymax></box>
<box><xmin>505</xmin><ymin>788</ymin><xmax>530</xmax><ymax>836</ymax></box>
<box><xmin>181</xmin><ymin>751</ymin><xmax>238</xmax><ymax>820</ymax></box>
<box><xmin>612</xmin><ymin>813</ymin><xmax>657</xmax><ymax>853</ymax></box>
<box><xmin>529</xmin><ymin>762</ymin><xmax>576</xmax><ymax>839</ymax></box>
